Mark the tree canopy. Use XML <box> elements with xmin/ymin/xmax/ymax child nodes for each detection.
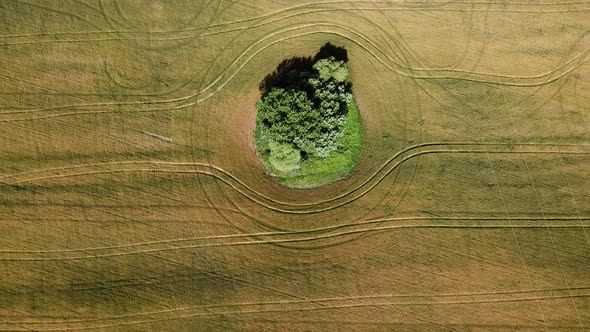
<box><xmin>254</xmin><ymin>44</ymin><xmax>363</xmax><ymax>187</ymax></box>
<box><xmin>313</xmin><ymin>57</ymin><xmax>349</xmax><ymax>82</ymax></box>
<box><xmin>256</xmin><ymin>56</ymin><xmax>352</xmax><ymax>160</ymax></box>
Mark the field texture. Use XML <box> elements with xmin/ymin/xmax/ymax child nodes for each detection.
<box><xmin>0</xmin><ymin>1</ymin><xmax>589</xmax><ymax>331</ymax></box>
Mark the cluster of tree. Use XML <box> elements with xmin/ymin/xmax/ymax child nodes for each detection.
<box><xmin>256</xmin><ymin>49</ymin><xmax>353</xmax><ymax>165</ymax></box>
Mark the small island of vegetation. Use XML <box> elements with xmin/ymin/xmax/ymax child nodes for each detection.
<box><xmin>254</xmin><ymin>43</ymin><xmax>363</xmax><ymax>188</ymax></box>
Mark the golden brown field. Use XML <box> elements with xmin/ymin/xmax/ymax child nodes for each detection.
<box><xmin>0</xmin><ymin>1</ymin><xmax>589</xmax><ymax>331</ymax></box>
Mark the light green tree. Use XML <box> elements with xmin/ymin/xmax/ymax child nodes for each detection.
<box><xmin>313</xmin><ymin>56</ymin><xmax>349</xmax><ymax>82</ymax></box>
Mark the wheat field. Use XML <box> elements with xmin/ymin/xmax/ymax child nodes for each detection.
<box><xmin>0</xmin><ymin>1</ymin><xmax>589</xmax><ymax>331</ymax></box>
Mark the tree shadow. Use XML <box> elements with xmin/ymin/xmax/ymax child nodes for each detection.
<box><xmin>258</xmin><ymin>56</ymin><xmax>314</xmax><ymax>98</ymax></box>
<box><xmin>314</xmin><ymin>42</ymin><xmax>348</xmax><ymax>62</ymax></box>
<box><xmin>259</xmin><ymin>43</ymin><xmax>349</xmax><ymax>97</ymax></box>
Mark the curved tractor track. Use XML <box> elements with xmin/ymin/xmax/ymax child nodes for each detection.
<box><xmin>2</xmin><ymin>142</ymin><xmax>588</xmax><ymax>214</ymax></box>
